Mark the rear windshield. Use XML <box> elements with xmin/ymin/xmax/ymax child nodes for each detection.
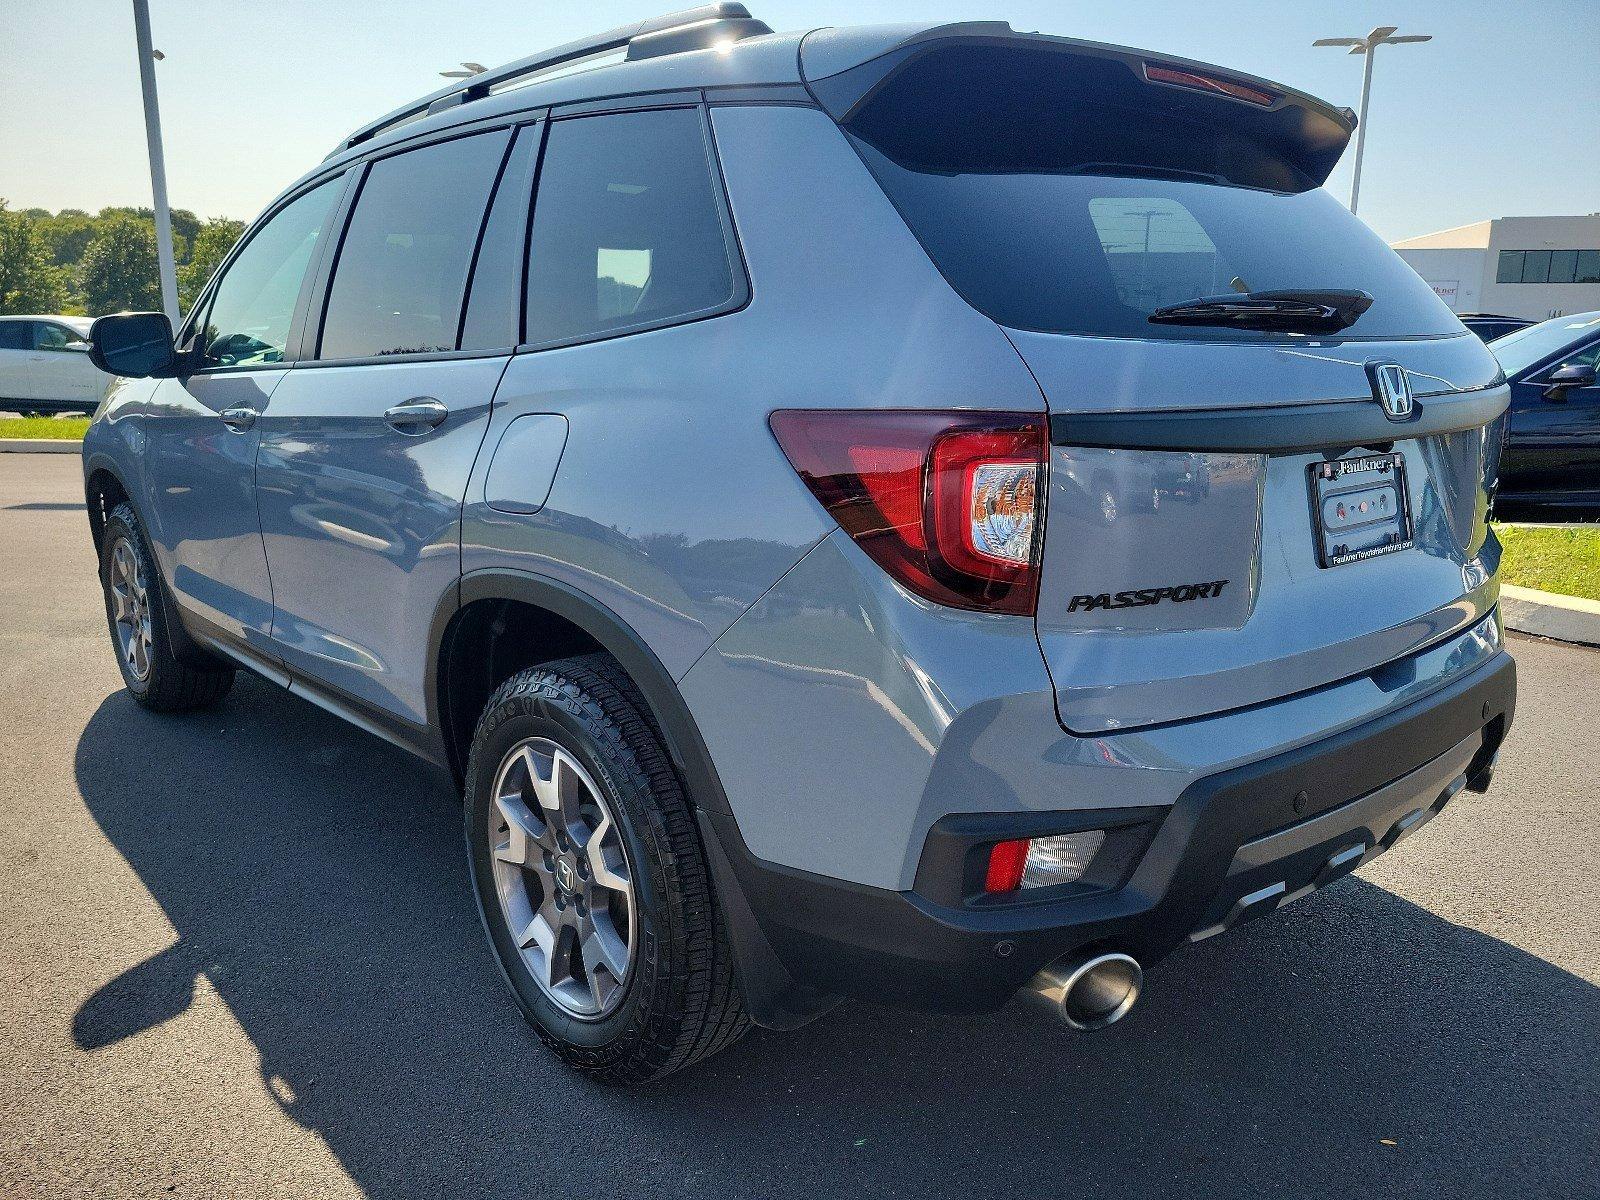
<box><xmin>846</xmin><ymin>46</ymin><xmax>1461</xmax><ymax>343</ymax></box>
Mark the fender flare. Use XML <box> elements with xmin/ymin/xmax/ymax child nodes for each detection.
<box><xmin>433</xmin><ymin>568</ymin><xmax>732</xmax><ymax>815</ymax></box>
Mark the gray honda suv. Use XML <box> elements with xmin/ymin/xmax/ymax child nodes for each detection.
<box><xmin>82</xmin><ymin>6</ymin><xmax>1516</xmax><ymax>1082</ymax></box>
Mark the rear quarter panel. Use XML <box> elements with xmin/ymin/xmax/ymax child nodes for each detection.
<box><xmin>459</xmin><ymin>103</ymin><xmax>1046</xmax><ymax>679</ymax></box>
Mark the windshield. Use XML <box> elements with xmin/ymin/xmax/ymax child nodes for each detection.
<box><xmin>845</xmin><ymin>44</ymin><xmax>1461</xmax><ymax>343</ymax></box>
<box><xmin>1489</xmin><ymin>312</ymin><xmax>1600</xmax><ymax>375</ymax></box>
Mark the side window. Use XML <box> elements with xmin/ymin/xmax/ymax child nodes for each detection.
<box><xmin>524</xmin><ymin>108</ymin><xmax>737</xmax><ymax>347</ymax></box>
<box><xmin>0</xmin><ymin>321</ymin><xmax>32</xmax><ymax>350</ymax></box>
<box><xmin>1558</xmin><ymin>341</ymin><xmax>1600</xmax><ymax>373</ymax></box>
<box><xmin>33</xmin><ymin>323</ymin><xmax>80</xmax><ymax>351</ymax></box>
<box><xmin>319</xmin><ymin>131</ymin><xmax>509</xmax><ymax>360</ymax></box>
<box><xmin>459</xmin><ymin>125</ymin><xmax>540</xmax><ymax>352</ymax></box>
<box><xmin>200</xmin><ymin>179</ymin><xmax>340</xmax><ymax>369</ymax></box>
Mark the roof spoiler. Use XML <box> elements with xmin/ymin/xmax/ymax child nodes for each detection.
<box><xmin>328</xmin><ymin>3</ymin><xmax>770</xmax><ymax>160</ymax></box>
<box><xmin>802</xmin><ymin>24</ymin><xmax>1356</xmax><ymax>187</ymax></box>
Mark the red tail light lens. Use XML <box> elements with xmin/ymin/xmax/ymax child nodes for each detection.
<box><xmin>769</xmin><ymin>410</ymin><xmax>1045</xmax><ymax>615</ymax></box>
<box><xmin>1144</xmin><ymin>62</ymin><xmax>1277</xmax><ymax>107</ymax></box>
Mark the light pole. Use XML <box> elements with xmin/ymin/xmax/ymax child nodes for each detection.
<box><xmin>131</xmin><ymin>0</ymin><xmax>179</xmax><ymax>323</ymax></box>
<box><xmin>1313</xmin><ymin>26</ymin><xmax>1432</xmax><ymax>216</ymax></box>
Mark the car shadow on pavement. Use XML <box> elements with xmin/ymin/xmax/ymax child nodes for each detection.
<box><xmin>74</xmin><ymin>676</ymin><xmax>1598</xmax><ymax>1200</ymax></box>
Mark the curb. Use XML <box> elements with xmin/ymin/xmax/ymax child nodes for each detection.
<box><xmin>0</xmin><ymin>439</ymin><xmax>82</xmax><ymax>454</ymax></box>
<box><xmin>1501</xmin><ymin>584</ymin><xmax>1600</xmax><ymax>649</ymax></box>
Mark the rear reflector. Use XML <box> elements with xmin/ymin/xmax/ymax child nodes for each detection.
<box><xmin>769</xmin><ymin>410</ymin><xmax>1045</xmax><ymax>615</ymax></box>
<box><xmin>1144</xmin><ymin>62</ymin><xmax>1276</xmax><ymax>107</ymax></box>
<box><xmin>985</xmin><ymin>839</ymin><xmax>1031</xmax><ymax>893</ymax></box>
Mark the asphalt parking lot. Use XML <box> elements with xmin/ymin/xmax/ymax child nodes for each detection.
<box><xmin>1</xmin><ymin>452</ymin><xmax>1596</xmax><ymax>1199</ymax></box>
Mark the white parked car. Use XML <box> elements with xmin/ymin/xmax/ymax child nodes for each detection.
<box><xmin>0</xmin><ymin>316</ymin><xmax>113</xmax><ymax>416</ymax></box>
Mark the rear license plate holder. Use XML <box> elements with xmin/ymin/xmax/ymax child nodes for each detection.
<box><xmin>1308</xmin><ymin>453</ymin><xmax>1413</xmax><ymax>568</ymax></box>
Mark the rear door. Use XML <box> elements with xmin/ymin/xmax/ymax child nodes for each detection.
<box><xmin>255</xmin><ymin>125</ymin><xmax>525</xmax><ymax>731</ymax></box>
<box><xmin>30</xmin><ymin>320</ymin><xmax>104</xmax><ymax>407</ymax></box>
<box><xmin>834</xmin><ymin>36</ymin><xmax>1507</xmax><ymax>733</ymax></box>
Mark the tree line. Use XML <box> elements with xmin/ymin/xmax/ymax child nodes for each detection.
<box><xmin>0</xmin><ymin>199</ymin><xmax>244</xmax><ymax>318</ymax></box>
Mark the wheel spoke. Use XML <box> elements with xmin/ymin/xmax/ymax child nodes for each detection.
<box><xmin>492</xmin><ymin>790</ymin><xmax>547</xmax><ymax>866</ymax></box>
<box><xmin>585</xmin><ymin>812</ymin><xmax>631</xmax><ymax>897</ymax></box>
<box><xmin>581</xmin><ymin>912</ymin><xmax>629</xmax><ymax>981</ymax></box>
<box><xmin>552</xmin><ymin>751</ymin><xmax>589</xmax><ymax>833</ymax></box>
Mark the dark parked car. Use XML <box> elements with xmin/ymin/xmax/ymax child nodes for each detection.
<box><xmin>1459</xmin><ymin>313</ymin><xmax>1534</xmax><ymax>343</ymax></box>
<box><xmin>1490</xmin><ymin>312</ymin><xmax>1600</xmax><ymax>508</ymax></box>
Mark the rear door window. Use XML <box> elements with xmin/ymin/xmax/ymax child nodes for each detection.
<box><xmin>320</xmin><ymin>130</ymin><xmax>510</xmax><ymax>360</ymax></box>
<box><xmin>523</xmin><ymin>108</ymin><xmax>738</xmax><ymax>347</ymax></box>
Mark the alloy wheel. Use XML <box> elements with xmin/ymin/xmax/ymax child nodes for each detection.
<box><xmin>487</xmin><ymin>737</ymin><xmax>636</xmax><ymax>1019</ymax></box>
<box><xmin>109</xmin><ymin>537</ymin><xmax>153</xmax><ymax>682</ymax></box>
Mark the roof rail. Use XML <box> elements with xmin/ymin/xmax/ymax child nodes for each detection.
<box><xmin>329</xmin><ymin>4</ymin><xmax>766</xmax><ymax>159</ymax></box>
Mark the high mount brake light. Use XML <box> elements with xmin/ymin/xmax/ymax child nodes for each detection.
<box><xmin>769</xmin><ymin>410</ymin><xmax>1046</xmax><ymax>616</ymax></box>
<box><xmin>1143</xmin><ymin>62</ymin><xmax>1277</xmax><ymax>108</ymax></box>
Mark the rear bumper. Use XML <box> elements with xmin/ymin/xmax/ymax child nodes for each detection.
<box><xmin>703</xmin><ymin>649</ymin><xmax>1515</xmax><ymax>1025</ymax></box>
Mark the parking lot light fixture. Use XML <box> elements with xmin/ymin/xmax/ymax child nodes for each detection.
<box><xmin>1313</xmin><ymin>26</ymin><xmax>1433</xmax><ymax>216</ymax></box>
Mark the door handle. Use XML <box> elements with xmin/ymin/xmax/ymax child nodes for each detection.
<box><xmin>218</xmin><ymin>406</ymin><xmax>258</xmax><ymax>432</ymax></box>
<box><xmin>383</xmin><ymin>397</ymin><xmax>449</xmax><ymax>434</ymax></box>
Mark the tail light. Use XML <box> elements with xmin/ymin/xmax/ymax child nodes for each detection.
<box><xmin>769</xmin><ymin>410</ymin><xmax>1046</xmax><ymax>615</ymax></box>
<box><xmin>985</xmin><ymin>832</ymin><xmax>1108</xmax><ymax>894</ymax></box>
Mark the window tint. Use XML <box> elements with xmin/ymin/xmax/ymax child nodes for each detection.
<box><xmin>858</xmin><ymin>139</ymin><xmax>1457</xmax><ymax>341</ymax></box>
<box><xmin>0</xmin><ymin>322</ymin><xmax>27</xmax><ymax>350</ymax></box>
<box><xmin>460</xmin><ymin>126</ymin><xmax>539</xmax><ymax>352</ymax></box>
<box><xmin>199</xmin><ymin>180</ymin><xmax>339</xmax><ymax>369</ymax></box>
<box><xmin>1549</xmin><ymin>249</ymin><xmax>1579</xmax><ymax>285</ymax></box>
<box><xmin>524</xmin><ymin>108</ymin><xmax>736</xmax><ymax>346</ymax></box>
<box><xmin>1521</xmin><ymin>250</ymin><xmax>1552</xmax><ymax>284</ymax></box>
<box><xmin>1562</xmin><ymin>340</ymin><xmax>1600</xmax><ymax>372</ymax></box>
<box><xmin>320</xmin><ymin>131</ymin><xmax>509</xmax><ymax>360</ymax></box>
<box><xmin>845</xmin><ymin>45</ymin><xmax>1456</xmax><ymax>342</ymax></box>
<box><xmin>1496</xmin><ymin>248</ymin><xmax>1600</xmax><ymax>284</ymax></box>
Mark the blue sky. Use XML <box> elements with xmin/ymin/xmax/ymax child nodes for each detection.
<box><xmin>3</xmin><ymin>0</ymin><xmax>1595</xmax><ymax>242</ymax></box>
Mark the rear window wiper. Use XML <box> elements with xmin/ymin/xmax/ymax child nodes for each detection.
<box><xmin>1148</xmin><ymin>289</ymin><xmax>1373</xmax><ymax>334</ymax></box>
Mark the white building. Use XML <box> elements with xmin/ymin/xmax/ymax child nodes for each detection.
<box><xmin>1391</xmin><ymin>214</ymin><xmax>1600</xmax><ymax>321</ymax></box>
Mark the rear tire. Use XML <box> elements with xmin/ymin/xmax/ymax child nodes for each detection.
<box><xmin>464</xmin><ymin>654</ymin><xmax>748</xmax><ymax>1083</ymax></box>
<box><xmin>99</xmin><ymin>502</ymin><xmax>235</xmax><ymax>712</ymax></box>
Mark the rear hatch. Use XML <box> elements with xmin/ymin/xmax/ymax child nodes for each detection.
<box><xmin>807</xmin><ymin>28</ymin><xmax>1508</xmax><ymax>733</ymax></box>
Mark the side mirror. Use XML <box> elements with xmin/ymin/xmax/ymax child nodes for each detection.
<box><xmin>65</xmin><ymin>340</ymin><xmax>92</xmax><ymax>353</ymax></box>
<box><xmin>88</xmin><ymin>312</ymin><xmax>178</xmax><ymax>378</ymax></box>
<box><xmin>1543</xmin><ymin>362</ymin><xmax>1596</xmax><ymax>401</ymax></box>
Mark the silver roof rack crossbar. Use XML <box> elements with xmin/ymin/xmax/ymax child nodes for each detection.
<box><xmin>331</xmin><ymin>4</ymin><xmax>762</xmax><ymax>158</ymax></box>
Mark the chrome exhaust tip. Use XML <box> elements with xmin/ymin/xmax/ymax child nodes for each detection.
<box><xmin>1023</xmin><ymin>951</ymin><xmax>1143</xmax><ymax>1032</ymax></box>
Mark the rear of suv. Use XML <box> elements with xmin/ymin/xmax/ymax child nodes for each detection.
<box><xmin>82</xmin><ymin>7</ymin><xmax>1514</xmax><ymax>1082</ymax></box>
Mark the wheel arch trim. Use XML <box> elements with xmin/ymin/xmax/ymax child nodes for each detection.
<box><xmin>433</xmin><ymin>568</ymin><xmax>733</xmax><ymax>815</ymax></box>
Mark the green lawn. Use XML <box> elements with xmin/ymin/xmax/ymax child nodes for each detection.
<box><xmin>1495</xmin><ymin>523</ymin><xmax>1600</xmax><ymax>602</ymax></box>
<box><xmin>0</xmin><ymin>416</ymin><xmax>90</xmax><ymax>440</ymax></box>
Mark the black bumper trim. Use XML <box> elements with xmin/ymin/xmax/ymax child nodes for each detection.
<box><xmin>702</xmin><ymin>652</ymin><xmax>1515</xmax><ymax>1023</ymax></box>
